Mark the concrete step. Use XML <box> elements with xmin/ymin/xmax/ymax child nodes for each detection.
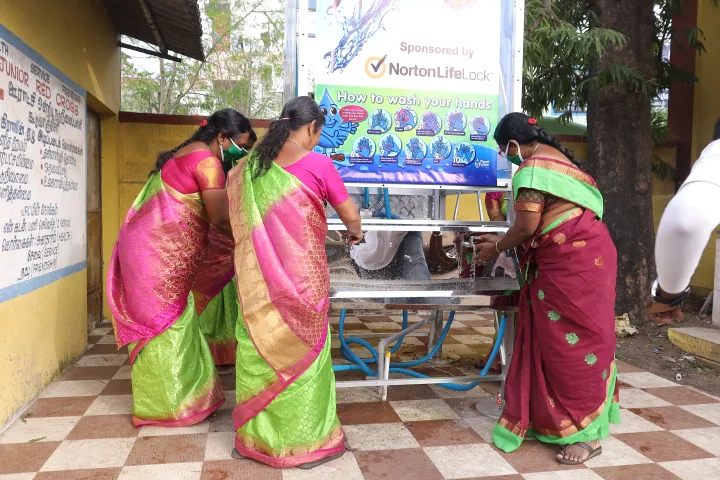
<box><xmin>668</xmin><ymin>327</ymin><xmax>720</xmax><ymax>363</ymax></box>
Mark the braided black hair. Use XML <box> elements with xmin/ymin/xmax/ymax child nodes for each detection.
<box><xmin>252</xmin><ymin>96</ymin><xmax>325</xmax><ymax>179</ymax></box>
<box><xmin>151</xmin><ymin>108</ymin><xmax>254</xmax><ymax>176</ymax></box>
<box><xmin>494</xmin><ymin>112</ymin><xmax>586</xmax><ymax>171</ymax></box>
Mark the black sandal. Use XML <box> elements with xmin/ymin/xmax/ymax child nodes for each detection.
<box><xmin>217</xmin><ymin>366</ymin><xmax>235</xmax><ymax>376</ymax></box>
<box><xmin>297</xmin><ymin>451</ymin><xmax>346</xmax><ymax>469</ymax></box>
<box><xmin>232</xmin><ymin>448</ymin><xmax>346</xmax><ymax>469</ymax></box>
<box><xmin>556</xmin><ymin>442</ymin><xmax>602</xmax><ymax>465</ymax></box>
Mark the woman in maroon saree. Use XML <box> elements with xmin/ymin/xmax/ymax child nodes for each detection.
<box><xmin>475</xmin><ymin>113</ymin><xmax>619</xmax><ymax>465</ymax></box>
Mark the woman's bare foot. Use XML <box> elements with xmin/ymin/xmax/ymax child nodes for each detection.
<box><xmin>556</xmin><ymin>441</ymin><xmax>601</xmax><ymax>465</ymax></box>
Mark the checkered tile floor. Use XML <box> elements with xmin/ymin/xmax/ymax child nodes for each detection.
<box><xmin>2</xmin><ymin>314</ymin><xmax>720</xmax><ymax>479</ymax></box>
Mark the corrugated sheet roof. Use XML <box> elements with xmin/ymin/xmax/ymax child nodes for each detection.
<box><xmin>101</xmin><ymin>0</ymin><xmax>205</xmax><ymax>61</ymax></box>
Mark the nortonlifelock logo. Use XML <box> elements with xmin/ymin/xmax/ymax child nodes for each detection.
<box><xmin>365</xmin><ymin>56</ymin><xmax>492</xmax><ymax>82</ymax></box>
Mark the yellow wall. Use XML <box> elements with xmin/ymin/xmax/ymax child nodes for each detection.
<box><xmin>0</xmin><ymin>0</ymin><xmax>119</xmax><ymax>427</ymax></box>
<box><xmin>685</xmin><ymin>1</ymin><xmax>720</xmax><ymax>291</ymax></box>
<box><xmin>118</xmin><ymin>123</ymin><xmax>196</xmax><ymax>219</ymax></box>
<box><xmin>116</xmin><ymin>122</ymin><xmax>269</xmax><ymax>223</ymax></box>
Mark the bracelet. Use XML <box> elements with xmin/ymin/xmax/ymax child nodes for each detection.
<box><xmin>495</xmin><ymin>241</ymin><xmax>502</xmax><ymax>254</ymax></box>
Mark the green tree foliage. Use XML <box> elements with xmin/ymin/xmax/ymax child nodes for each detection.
<box><xmin>121</xmin><ymin>0</ymin><xmax>284</xmax><ymax>118</ymax></box>
<box><xmin>523</xmin><ymin>0</ymin><xmax>716</xmax><ymax>320</ymax></box>
<box><xmin>524</xmin><ymin>0</ymin><xmax>714</xmax><ymax>122</ymax></box>
<box><xmin>524</xmin><ymin>0</ymin><xmax>716</xmax><ymax>181</ymax></box>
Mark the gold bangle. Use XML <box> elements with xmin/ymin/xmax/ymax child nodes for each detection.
<box><xmin>495</xmin><ymin>241</ymin><xmax>502</xmax><ymax>253</ymax></box>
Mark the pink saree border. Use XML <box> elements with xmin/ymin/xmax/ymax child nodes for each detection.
<box><xmin>132</xmin><ymin>398</ymin><xmax>225</xmax><ymax>428</ymax></box>
<box><xmin>234</xmin><ymin>429</ymin><xmax>345</xmax><ymax>469</ymax></box>
<box><xmin>232</xmin><ymin>327</ymin><xmax>328</xmax><ymax>430</ymax></box>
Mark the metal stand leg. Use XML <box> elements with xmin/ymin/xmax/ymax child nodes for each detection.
<box><xmin>418</xmin><ymin>310</ymin><xmax>460</xmax><ymax>365</ymax></box>
<box><xmin>475</xmin><ymin>311</ymin><xmax>514</xmax><ymax>419</ymax></box>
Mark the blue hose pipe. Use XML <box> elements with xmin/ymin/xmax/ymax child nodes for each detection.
<box><xmin>382</xmin><ymin>188</ymin><xmax>392</xmax><ymax>219</ymax></box>
<box><xmin>389</xmin><ymin>311</ymin><xmax>456</xmax><ymax>368</ymax></box>
<box><xmin>333</xmin><ymin>307</ymin><xmax>507</xmax><ymax>391</ymax></box>
<box><xmin>334</xmin><ymin>309</ymin><xmax>374</xmax><ymax>376</ymax></box>
<box><xmin>389</xmin><ymin>314</ymin><xmax>507</xmax><ymax>391</ymax></box>
<box><xmin>389</xmin><ymin>310</ymin><xmax>409</xmax><ymax>355</ymax></box>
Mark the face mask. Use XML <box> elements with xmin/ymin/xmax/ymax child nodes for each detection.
<box><xmin>504</xmin><ymin>141</ymin><xmax>523</xmax><ymax>166</ymax></box>
<box><xmin>222</xmin><ymin>139</ymin><xmax>249</xmax><ymax>162</ymax></box>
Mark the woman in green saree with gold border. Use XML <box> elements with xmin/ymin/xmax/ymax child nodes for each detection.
<box><xmin>475</xmin><ymin>113</ymin><xmax>620</xmax><ymax>465</ymax></box>
<box><xmin>226</xmin><ymin>97</ymin><xmax>362</xmax><ymax>469</ymax></box>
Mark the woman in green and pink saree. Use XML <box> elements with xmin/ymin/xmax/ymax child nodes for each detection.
<box><xmin>226</xmin><ymin>96</ymin><xmax>362</xmax><ymax>469</ymax></box>
<box><xmin>474</xmin><ymin>113</ymin><xmax>619</xmax><ymax>465</ymax></box>
<box><xmin>196</xmin><ymin>131</ymin><xmax>257</xmax><ymax>371</ymax></box>
<box><xmin>107</xmin><ymin>109</ymin><xmax>255</xmax><ymax>427</ymax></box>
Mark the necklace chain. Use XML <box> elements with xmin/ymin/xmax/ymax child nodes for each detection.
<box><xmin>287</xmin><ymin>139</ymin><xmax>305</xmax><ymax>150</ymax></box>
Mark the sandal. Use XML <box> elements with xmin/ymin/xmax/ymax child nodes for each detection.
<box><xmin>474</xmin><ymin>355</ymin><xmax>502</xmax><ymax>373</ymax></box>
<box><xmin>556</xmin><ymin>442</ymin><xmax>602</xmax><ymax>465</ymax></box>
<box><xmin>232</xmin><ymin>448</ymin><xmax>346</xmax><ymax>470</ymax></box>
<box><xmin>297</xmin><ymin>450</ymin><xmax>346</xmax><ymax>469</ymax></box>
<box><xmin>217</xmin><ymin>366</ymin><xmax>235</xmax><ymax>376</ymax></box>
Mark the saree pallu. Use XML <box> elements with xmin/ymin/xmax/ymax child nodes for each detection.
<box><xmin>227</xmin><ymin>156</ymin><xmax>344</xmax><ymax>468</ymax></box>
<box><xmin>107</xmin><ymin>172</ymin><xmax>224</xmax><ymax>427</ymax></box>
<box><xmin>194</xmin><ymin>226</ymin><xmax>238</xmax><ymax>366</ymax></box>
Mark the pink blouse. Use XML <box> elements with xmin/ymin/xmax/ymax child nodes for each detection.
<box><xmin>283</xmin><ymin>152</ymin><xmax>349</xmax><ymax>207</ymax></box>
<box><xmin>161</xmin><ymin>150</ymin><xmax>226</xmax><ymax>194</ymax></box>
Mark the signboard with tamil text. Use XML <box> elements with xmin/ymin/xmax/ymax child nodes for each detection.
<box><xmin>0</xmin><ymin>26</ymin><xmax>87</xmax><ymax>302</ymax></box>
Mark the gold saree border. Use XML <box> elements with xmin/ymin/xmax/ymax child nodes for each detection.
<box><xmin>164</xmin><ymin>182</ymin><xmax>208</xmax><ymax>221</ymax></box>
<box><xmin>498</xmin><ymin>360</ymin><xmax>618</xmax><ymax>439</ymax></box>
<box><xmin>518</xmin><ymin>158</ymin><xmax>598</xmax><ymax>188</ymax></box>
<box><xmin>227</xmin><ymin>165</ymin><xmax>311</xmax><ymax>375</ymax></box>
<box><xmin>235</xmin><ymin>423</ymin><xmax>344</xmax><ymax>459</ymax></box>
<box><xmin>515</xmin><ymin>201</ymin><xmax>544</xmax><ymax>213</ymax></box>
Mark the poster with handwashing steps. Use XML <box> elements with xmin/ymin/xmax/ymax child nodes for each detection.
<box><xmin>314</xmin><ymin>0</ymin><xmax>507</xmax><ymax>187</ymax></box>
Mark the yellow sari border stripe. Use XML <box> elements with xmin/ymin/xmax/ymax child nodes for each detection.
<box><xmin>499</xmin><ymin>360</ymin><xmax>618</xmax><ymax>439</ymax></box>
<box><xmin>236</xmin><ymin>423</ymin><xmax>344</xmax><ymax>459</ymax></box>
<box><xmin>227</xmin><ymin>167</ymin><xmax>311</xmax><ymax>373</ymax></box>
<box><xmin>519</xmin><ymin>158</ymin><xmax>597</xmax><ymax>187</ymax></box>
<box><xmin>164</xmin><ymin>182</ymin><xmax>208</xmax><ymax>221</ymax></box>
<box><xmin>515</xmin><ymin>201</ymin><xmax>544</xmax><ymax>213</ymax></box>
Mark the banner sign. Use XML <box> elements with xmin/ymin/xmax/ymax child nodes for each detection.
<box><xmin>314</xmin><ymin>0</ymin><xmax>506</xmax><ymax>186</ymax></box>
<box><xmin>0</xmin><ymin>26</ymin><xmax>87</xmax><ymax>302</ymax></box>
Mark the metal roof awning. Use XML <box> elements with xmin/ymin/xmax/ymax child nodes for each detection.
<box><xmin>101</xmin><ymin>0</ymin><xmax>205</xmax><ymax>61</ymax></box>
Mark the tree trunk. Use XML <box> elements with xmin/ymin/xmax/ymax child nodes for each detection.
<box><xmin>587</xmin><ymin>0</ymin><xmax>656</xmax><ymax>322</ymax></box>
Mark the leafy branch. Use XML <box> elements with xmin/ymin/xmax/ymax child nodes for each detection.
<box><xmin>523</xmin><ymin>0</ymin><xmax>719</xmax><ymax>183</ymax></box>
<box><xmin>121</xmin><ymin>0</ymin><xmax>284</xmax><ymax>118</ymax></box>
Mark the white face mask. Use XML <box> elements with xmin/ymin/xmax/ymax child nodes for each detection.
<box><xmin>501</xmin><ymin>141</ymin><xmax>540</xmax><ymax>166</ymax></box>
<box><xmin>502</xmin><ymin>140</ymin><xmax>523</xmax><ymax>166</ymax></box>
